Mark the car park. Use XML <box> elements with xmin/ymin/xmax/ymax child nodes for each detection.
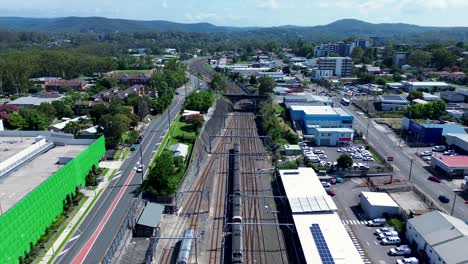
<box><xmin>396</xmin><ymin>257</ymin><xmax>419</xmax><ymax>264</ymax></box>
<box><xmin>374</xmin><ymin>227</ymin><xmax>395</xmax><ymax>235</ymax></box>
<box><xmin>428</xmin><ymin>176</ymin><xmax>442</xmax><ymax>183</ymax></box>
<box><xmin>388</xmin><ymin>245</ymin><xmax>411</xmax><ymax>256</ymax></box>
<box><xmin>432</xmin><ymin>145</ymin><xmax>447</xmax><ymax>152</ymax></box>
<box><xmin>438</xmin><ymin>195</ymin><xmax>450</xmax><ymax>203</ymax></box>
<box><xmin>381</xmin><ymin>236</ymin><xmax>401</xmax><ymax>245</ymax></box>
<box><xmin>378</xmin><ymin>231</ymin><xmax>399</xmax><ymax>240</ymax></box>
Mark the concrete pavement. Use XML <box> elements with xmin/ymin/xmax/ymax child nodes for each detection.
<box><xmin>338</xmin><ymin>99</ymin><xmax>468</xmax><ymax>220</ymax></box>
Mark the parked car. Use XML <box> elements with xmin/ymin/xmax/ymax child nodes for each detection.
<box><xmin>375</xmin><ymin>227</ymin><xmax>395</xmax><ymax>235</ymax></box>
<box><xmin>428</xmin><ymin>176</ymin><xmax>442</xmax><ymax>183</ymax></box>
<box><xmin>387</xmin><ymin>156</ymin><xmax>394</xmax><ymax>161</ymax></box>
<box><xmin>308</xmin><ymin>156</ymin><xmax>320</xmax><ymax>163</ymax></box>
<box><xmin>326</xmin><ymin>161</ymin><xmax>333</xmax><ymax>167</ymax></box>
<box><xmin>363</xmin><ymin>157</ymin><xmax>375</xmax><ymax>161</ymax></box>
<box><xmin>320</xmin><ymin>161</ymin><xmax>327</xmax><ymax>166</ymax></box>
<box><xmin>319</xmin><ymin>154</ymin><xmax>328</xmax><ymax>159</ymax></box>
<box><xmin>366</xmin><ymin>218</ymin><xmax>386</xmax><ymax>227</ymax></box>
<box><xmin>314</xmin><ymin>149</ymin><xmax>324</xmax><ymax>154</ymax></box>
<box><xmin>321</xmin><ymin>181</ymin><xmax>331</xmax><ymax>188</ymax></box>
<box><xmin>396</xmin><ymin>257</ymin><xmax>419</xmax><ymax>264</ymax></box>
<box><xmin>388</xmin><ymin>245</ymin><xmax>411</xmax><ymax>256</ymax></box>
<box><xmin>423</xmin><ymin>156</ymin><xmax>432</xmax><ymax>162</ymax></box>
<box><xmin>130</xmin><ymin>145</ymin><xmax>137</xmax><ymax>151</ymax></box>
<box><xmin>337</xmin><ymin>148</ymin><xmax>345</xmax><ymax>152</ymax></box>
<box><xmin>334</xmin><ymin>177</ymin><xmax>343</xmax><ymax>183</ymax></box>
<box><xmin>443</xmin><ymin>150</ymin><xmax>456</xmax><ymax>156</ymax></box>
<box><xmin>358</xmin><ymin>163</ymin><xmax>369</xmax><ymax>170</ymax></box>
<box><xmin>438</xmin><ymin>195</ymin><xmax>450</xmax><ymax>203</ymax></box>
<box><xmin>326</xmin><ymin>189</ymin><xmax>336</xmax><ymax>196</ymax></box>
<box><xmin>379</xmin><ymin>231</ymin><xmax>399</xmax><ymax>239</ymax></box>
<box><xmin>432</xmin><ymin>145</ymin><xmax>447</xmax><ymax>152</ymax></box>
<box><xmin>419</xmin><ymin>151</ymin><xmax>432</xmax><ymax>156</ymax></box>
<box><xmin>381</xmin><ymin>236</ymin><xmax>401</xmax><ymax>245</ymax></box>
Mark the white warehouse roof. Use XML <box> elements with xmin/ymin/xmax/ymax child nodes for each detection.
<box><xmin>361</xmin><ymin>191</ymin><xmax>399</xmax><ymax>207</ymax></box>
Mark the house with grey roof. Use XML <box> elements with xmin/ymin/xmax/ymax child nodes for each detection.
<box><xmin>169</xmin><ymin>143</ymin><xmax>189</xmax><ymax>160</ymax></box>
<box><xmin>406</xmin><ymin>211</ymin><xmax>468</xmax><ymax>264</ymax></box>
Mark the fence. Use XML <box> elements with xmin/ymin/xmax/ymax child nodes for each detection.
<box><xmin>101</xmin><ymin>193</ymin><xmax>142</xmax><ymax>264</ymax></box>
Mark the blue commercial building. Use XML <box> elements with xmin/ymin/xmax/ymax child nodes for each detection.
<box><xmin>407</xmin><ymin>120</ymin><xmax>467</xmax><ymax>145</ymax></box>
<box><xmin>288</xmin><ymin>105</ymin><xmax>354</xmax><ymax>145</ymax></box>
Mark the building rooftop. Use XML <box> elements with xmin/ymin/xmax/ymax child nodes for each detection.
<box><xmin>0</xmin><ymin>137</ymin><xmax>36</xmax><ymax>164</ymax></box>
<box><xmin>279</xmin><ymin>168</ymin><xmax>337</xmax><ymax>213</ymax></box>
<box><xmin>313</xmin><ymin>128</ymin><xmax>354</xmax><ymax>132</ymax></box>
<box><xmin>412</xmin><ymin>99</ymin><xmax>428</xmax><ymax>104</ymax></box>
<box><xmin>8</xmin><ymin>95</ymin><xmax>63</xmax><ymax>106</ymax></box>
<box><xmin>293</xmin><ymin>214</ymin><xmax>364</xmax><ymax>264</ymax></box>
<box><xmin>408</xmin><ymin>211</ymin><xmax>468</xmax><ymax>264</ymax></box>
<box><xmin>378</xmin><ymin>95</ymin><xmax>409</xmax><ymax>103</ymax></box>
<box><xmin>136</xmin><ymin>202</ymin><xmax>164</xmax><ymax>228</ymax></box>
<box><xmin>404</xmin><ymin>81</ymin><xmax>449</xmax><ymax>86</ymax></box>
<box><xmin>289</xmin><ymin>105</ymin><xmax>351</xmax><ymax>117</ymax></box>
<box><xmin>284</xmin><ymin>144</ymin><xmax>301</xmax><ymax>151</ymax></box>
<box><xmin>420</xmin><ymin>123</ymin><xmax>466</xmax><ymax>135</ymax></box>
<box><xmin>361</xmin><ymin>191</ymin><xmax>399</xmax><ymax>207</ymax></box>
<box><xmin>446</xmin><ymin>133</ymin><xmax>468</xmax><ymax>142</ymax></box>
<box><xmin>0</xmin><ymin>143</ymin><xmax>87</xmax><ymax>212</ymax></box>
<box><xmin>434</xmin><ymin>155</ymin><xmax>468</xmax><ymax>168</ymax></box>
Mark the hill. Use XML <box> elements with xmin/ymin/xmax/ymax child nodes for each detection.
<box><xmin>0</xmin><ymin>17</ymin><xmax>467</xmax><ymax>42</ymax></box>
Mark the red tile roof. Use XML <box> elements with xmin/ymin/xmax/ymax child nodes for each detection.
<box><xmin>435</xmin><ymin>156</ymin><xmax>468</xmax><ymax>167</ymax></box>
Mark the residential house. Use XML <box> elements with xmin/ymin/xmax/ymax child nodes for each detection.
<box><xmin>7</xmin><ymin>93</ymin><xmax>63</xmax><ymax>108</ymax></box>
<box><xmin>45</xmin><ymin>79</ymin><xmax>88</xmax><ymax>92</ymax></box>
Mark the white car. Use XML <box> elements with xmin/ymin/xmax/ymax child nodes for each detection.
<box><xmin>363</xmin><ymin>157</ymin><xmax>375</xmax><ymax>161</ymax></box>
<box><xmin>353</xmin><ymin>154</ymin><xmax>363</xmax><ymax>159</ymax></box>
<box><xmin>374</xmin><ymin>227</ymin><xmax>395</xmax><ymax>235</ymax></box>
<box><xmin>381</xmin><ymin>236</ymin><xmax>401</xmax><ymax>245</ymax></box>
<box><xmin>314</xmin><ymin>149</ymin><xmax>324</xmax><ymax>154</ymax></box>
<box><xmin>326</xmin><ymin>161</ymin><xmax>333</xmax><ymax>167</ymax></box>
<box><xmin>321</xmin><ymin>181</ymin><xmax>331</xmax><ymax>188</ymax></box>
<box><xmin>337</xmin><ymin>148</ymin><xmax>344</xmax><ymax>152</ymax></box>
<box><xmin>419</xmin><ymin>151</ymin><xmax>433</xmax><ymax>156</ymax></box>
<box><xmin>137</xmin><ymin>165</ymin><xmax>144</xmax><ymax>173</ymax></box>
<box><xmin>319</xmin><ymin>154</ymin><xmax>328</xmax><ymax>159</ymax></box>
<box><xmin>378</xmin><ymin>231</ymin><xmax>399</xmax><ymax>239</ymax></box>
<box><xmin>423</xmin><ymin>156</ymin><xmax>432</xmax><ymax>162</ymax></box>
<box><xmin>320</xmin><ymin>161</ymin><xmax>327</xmax><ymax>166</ymax></box>
<box><xmin>396</xmin><ymin>257</ymin><xmax>419</xmax><ymax>264</ymax></box>
<box><xmin>388</xmin><ymin>245</ymin><xmax>411</xmax><ymax>256</ymax></box>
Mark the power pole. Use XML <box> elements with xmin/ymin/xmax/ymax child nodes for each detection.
<box><xmin>167</xmin><ymin>108</ymin><xmax>171</xmax><ymax>130</ymax></box>
<box><xmin>408</xmin><ymin>159</ymin><xmax>413</xmax><ymax>181</ymax></box>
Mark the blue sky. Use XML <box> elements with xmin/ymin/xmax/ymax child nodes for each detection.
<box><xmin>0</xmin><ymin>0</ymin><xmax>467</xmax><ymax>27</ymax></box>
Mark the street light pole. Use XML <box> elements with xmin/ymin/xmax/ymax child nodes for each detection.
<box><xmin>140</xmin><ymin>145</ymin><xmax>144</xmax><ymax>183</ymax></box>
<box><xmin>408</xmin><ymin>158</ymin><xmax>413</xmax><ymax>181</ymax></box>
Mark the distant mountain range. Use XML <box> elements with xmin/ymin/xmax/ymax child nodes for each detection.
<box><xmin>0</xmin><ymin>16</ymin><xmax>467</xmax><ymax>42</ymax></box>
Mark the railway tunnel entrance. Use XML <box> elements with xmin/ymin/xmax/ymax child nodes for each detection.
<box><xmin>222</xmin><ymin>94</ymin><xmax>269</xmax><ymax>112</ymax></box>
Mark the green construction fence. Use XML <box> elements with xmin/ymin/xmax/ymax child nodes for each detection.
<box><xmin>0</xmin><ymin>136</ymin><xmax>106</xmax><ymax>263</ymax></box>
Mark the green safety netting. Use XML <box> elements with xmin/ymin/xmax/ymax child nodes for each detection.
<box><xmin>0</xmin><ymin>136</ymin><xmax>105</xmax><ymax>263</ymax></box>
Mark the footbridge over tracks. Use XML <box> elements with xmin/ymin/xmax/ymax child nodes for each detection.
<box><xmin>222</xmin><ymin>94</ymin><xmax>269</xmax><ymax>107</ymax></box>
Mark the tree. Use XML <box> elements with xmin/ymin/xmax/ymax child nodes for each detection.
<box><xmin>184</xmin><ymin>91</ymin><xmax>215</xmax><ymax>113</ymax></box>
<box><xmin>63</xmin><ymin>121</ymin><xmax>82</xmax><ymax>135</ymax></box>
<box><xmin>350</xmin><ymin>47</ymin><xmax>364</xmax><ymax>62</ymax></box>
<box><xmin>407</xmin><ymin>90</ymin><xmax>423</xmax><ymax>101</ymax></box>
<box><xmin>19</xmin><ymin>108</ymin><xmax>49</xmax><ymax>130</ymax></box>
<box><xmin>37</xmin><ymin>102</ymin><xmax>56</xmax><ymax>122</ymax></box>
<box><xmin>7</xmin><ymin>112</ymin><xmax>26</xmax><ymax>129</ymax></box>
<box><xmin>51</xmin><ymin>101</ymin><xmax>73</xmax><ymax>119</ymax></box>
<box><xmin>281</xmin><ymin>66</ymin><xmax>290</xmax><ymax>75</ymax></box>
<box><xmin>337</xmin><ymin>154</ymin><xmax>353</xmax><ymax>169</ymax></box>
<box><xmin>146</xmin><ymin>150</ymin><xmax>177</xmax><ymax>196</ymax></box>
<box><xmin>249</xmin><ymin>75</ymin><xmax>257</xmax><ymax>86</ymax></box>
<box><xmin>210</xmin><ymin>73</ymin><xmax>226</xmax><ymax>91</ymax></box>
<box><xmin>188</xmin><ymin>114</ymin><xmax>205</xmax><ymax>133</ymax></box>
<box><xmin>431</xmin><ymin>48</ymin><xmax>456</xmax><ymax>70</ymax></box>
<box><xmin>126</xmin><ymin>130</ymin><xmax>140</xmax><ymax>145</ymax></box>
<box><xmin>408</xmin><ymin>50</ymin><xmax>432</xmax><ymax>69</ymax></box>
<box><xmin>96</xmin><ymin>77</ymin><xmax>118</xmax><ymax>89</ymax></box>
<box><xmin>258</xmin><ymin>76</ymin><xmax>275</xmax><ymax>95</ymax></box>
<box><xmin>99</xmin><ymin>113</ymin><xmax>130</xmax><ymax>148</ymax></box>
<box><xmin>136</xmin><ymin>98</ymin><xmax>150</xmax><ymax>120</ymax></box>
<box><xmin>89</xmin><ymin>104</ymin><xmax>109</xmax><ymax>124</ymax></box>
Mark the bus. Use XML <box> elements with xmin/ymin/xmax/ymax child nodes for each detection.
<box><xmin>340</xmin><ymin>98</ymin><xmax>350</xmax><ymax>106</ymax></box>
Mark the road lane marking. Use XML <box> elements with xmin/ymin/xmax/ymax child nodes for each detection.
<box><xmin>58</xmin><ymin>249</ymin><xmax>69</xmax><ymax>257</ymax></box>
<box><xmin>71</xmin><ymin>170</ymin><xmax>137</xmax><ymax>264</ymax></box>
<box><xmin>69</xmin><ymin>234</ymin><xmax>81</xmax><ymax>242</ymax></box>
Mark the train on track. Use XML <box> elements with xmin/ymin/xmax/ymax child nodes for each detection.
<box><xmin>231</xmin><ymin>143</ymin><xmax>244</xmax><ymax>264</ymax></box>
<box><xmin>176</xmin><ymin>229</ymin><xmax>194</xmax><ymax>264</ymax></box>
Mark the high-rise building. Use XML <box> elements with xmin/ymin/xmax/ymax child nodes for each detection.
<box><xmin>314</xmin><ymin>57</ymin><xmax>353</xmax><ymax>79</ymax></box>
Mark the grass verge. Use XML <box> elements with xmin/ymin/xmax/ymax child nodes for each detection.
<box><xmin>108</xmin><ymin>169</ymin><xmax>118</xmax><ymax>180</ymax></box>
<box><xmin>48</xmin><ymin>189</ymin><xmax>104</xmax><ymax>264</ymax></box>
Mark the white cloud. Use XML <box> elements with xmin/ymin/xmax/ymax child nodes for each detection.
<box><xmin>257</xmin><ymin>0</ymin><xmax>279</xmax><ymax>10</ymax></box>
<box><xmin>162</xmin><ymin>0</ymin><xmax>168</xmax><ymax>8</ymax></box>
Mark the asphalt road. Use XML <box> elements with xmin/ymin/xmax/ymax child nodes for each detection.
<box><xmin>55</xmin><ymin>75</ymin><xmax>198</xmax><ymax>264</ymax></box>
<box><xmin>333</xmin><ymin>97</ymin><xmax>468</xmax><ymax>220</ymax></box>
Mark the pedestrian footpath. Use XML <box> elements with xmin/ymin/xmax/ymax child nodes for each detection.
<box><xmin>343</xmin><ymin>223</ymin><xmax>372</xmax><ymax>264</ymax></box>
<box><xmin>342</xmin><ymin>219</ymin><xmax>368</xmax><ymax>225</ymax></box>
<box><xmin>39</xmin><ymin>163</ymin><xmax>118</xmax><ymax>264</ymax></box>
